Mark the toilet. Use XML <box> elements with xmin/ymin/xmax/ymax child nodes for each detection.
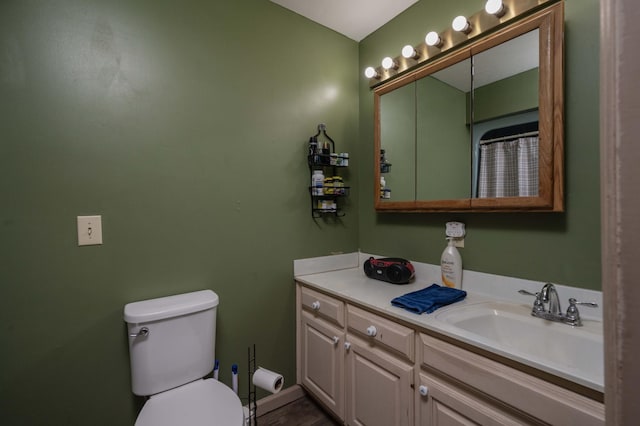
<box><xmin>124</xmin><ymin>290</ymin><xmax>244</xmax><ymax>426</ymax></box>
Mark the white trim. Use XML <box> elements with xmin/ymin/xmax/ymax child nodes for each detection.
<box><xmin>253</xmin><ymin>384</ymin><xmax>306</xmax><ymax>417</ymax></box>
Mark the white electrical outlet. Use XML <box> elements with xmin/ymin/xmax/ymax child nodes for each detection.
<box><xmin>445</xmin><ymin>221</ymin><xmax>466</xmax><ymax>238</ymax></box>
<box><xmin>77</xmin><ymin>215</ymin><xmax>103</xmax><ymax>246</ymax></box>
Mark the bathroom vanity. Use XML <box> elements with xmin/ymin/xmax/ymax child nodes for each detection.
<box><xmin>294</xmin><ymin>253</ymin><xmax>604</xmax><ymax>426</ymax></box>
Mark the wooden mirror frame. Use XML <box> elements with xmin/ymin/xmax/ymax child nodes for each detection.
<box><xmin>374</xmin><ymin>3</ymin><xmax>564</xmax><ymax>212</ymax></box>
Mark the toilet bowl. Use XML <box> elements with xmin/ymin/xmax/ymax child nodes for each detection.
<box><xmin>135</xmin><ymin>379</ymin><xmax>243</xmax><ymax>426</ymax></box>
<box><xmin>124</xmin><ymin>290</ymin><xmax>244</xmax><ymax>425</ymax></box>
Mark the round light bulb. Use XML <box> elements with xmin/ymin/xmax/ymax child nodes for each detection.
<box><xmin>425</xmin><ymin>31</ymin><xmax>442</xmax><ymax>47</ymax></box>
<box><xmin>381</xmin><ymin>56</ymin><xmax>396</xmax><ymax>70</ymax></box>
<box><xmin>452</xmin><ymin>16</ymin><xmax>470</xmax><ymax>33</ymax></box>
<box><xmin>402</xmin><ymin>45</ymin><xmax>417</xmax><ymax>59</ymax></box>
<box><xmin>485</xmin><ymin>0</ymin><xmax>505</xmax><ymax>16</ymax></box>
<box><xmin>364</xmin><ymin>67</ymin><xmax>378</xmax><ymax>79</ymax></box>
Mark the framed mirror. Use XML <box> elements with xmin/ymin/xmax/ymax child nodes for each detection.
<box><xmin>374</xmin><ymin>2</ymin><xmax>563</xmax><ymax>212</ymax></box>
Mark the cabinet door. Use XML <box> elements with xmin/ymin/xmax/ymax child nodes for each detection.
<box><xmin>418</xmin><ymin>372</ymin><xmax>536</xmax><ymax>426</ymax></box>
<box><xmin>300</xmin><ymin>310</ymin><xmax>344</xmax><ymax>420</ymax></box>
<box><xmin>345</xmin><ymin>335</ymin><xmax>414</xmax><ymax>426</ymax></box>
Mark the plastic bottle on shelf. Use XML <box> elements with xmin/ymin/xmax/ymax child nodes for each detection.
<box><xmin>380</xmin><ymin>176</ymin><xmax>386</xmax><ymax>198</ymax></box>
<box><xmin>333</xmin><ymin>176</ymin><xmax>343</xmax><ymax>195</ymax></box>
<box><xmin>324</xmin><ymin>177</ymin><xmax>334</xmax><ymax>195</ymax></box>
<box><xmin>308</xmin><ymin>137</ymin><xmax>318</xmax><ymax>164</ymax></box>
<box><xmin>312</xmin><ymin>170</ymin><xmax>324</xmax><ymax>196</ymax></box>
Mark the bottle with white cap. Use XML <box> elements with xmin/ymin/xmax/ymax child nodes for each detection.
<box><xmin>312</xmin><ymin>170</ymin><xmax>325</xmax><ymax>196</ymax></box>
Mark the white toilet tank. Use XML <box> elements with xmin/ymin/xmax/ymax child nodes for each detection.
<box><xmin>124</xmin><ymin>290</ymin><xmax>219</xmax><ymax>396</ymax></box>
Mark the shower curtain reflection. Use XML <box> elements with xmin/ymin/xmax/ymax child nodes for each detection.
<box><xmin>477</xmin><ymin>136</ymin><xmax>539</xmax><ymax>198</ymax></box>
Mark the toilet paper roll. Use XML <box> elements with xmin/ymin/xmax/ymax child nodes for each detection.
<box><xmin>252</xmin><ymin>367</ymin><xmax>284</xmax><ymax>394</ymax></box>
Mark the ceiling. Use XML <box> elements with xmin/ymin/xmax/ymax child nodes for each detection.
<box><xmin>269</xmin><ymin>0</ymin><xmax>419</xmax><ymax>42</ymax></box>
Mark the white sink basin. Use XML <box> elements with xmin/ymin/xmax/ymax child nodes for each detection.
<box><xmin>435</xmin><ymin>301</ymin><xmax>603</xmax><ymax>387</ymax></box>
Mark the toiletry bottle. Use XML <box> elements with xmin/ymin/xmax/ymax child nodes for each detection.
<box><xmin>322</xmin><ymin>142</ymin><xmax>330</xmax><ymax>164</ymax></box>
<box><xmin>231</xmin><ymin>364</ymin><xmax>238</xmax><ymax>394</ymax></box>
<box><xmin>312</xmin><ymin>170</ymin><xmax>324</xmax><ymax>196</ymax></box>
<box><xmin>380</xmin><ymin>177</ymin><xmax>386</xmax><ymax>198</ymax></box>
<box><xmin>441</xmin><ymin>238</ymin><xmax>462</xmax><ymax>288</ymax></box>
<box><xmin>308</xmin><ymin>137</ymin><xmax>318</xmax><ymax>164</ymax></box>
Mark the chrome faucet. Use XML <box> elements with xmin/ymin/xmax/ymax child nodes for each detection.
<box><xmin>540</xmin><ymin>282</ymin><xmax>561</xmax><ymax>315</ymax></box>
<box><xmin>518</xmin><ymin>283</ymin><xmax>598</xmax><ymax>327</ymax></box>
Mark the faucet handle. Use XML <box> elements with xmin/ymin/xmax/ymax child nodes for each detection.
<box><xmin>518</xmin><ymin>290</ymin><xmax>545</xmax><ymax>314</ymax></box>
<box><xmin>565</xmin><ymin>298</ymin><xmax>598</xmax><ymax>327</ymax></box>
<box><xmin>568</xmin><ymin>298</ymin><xmax>598</xmax><ymax>308</ymax></box>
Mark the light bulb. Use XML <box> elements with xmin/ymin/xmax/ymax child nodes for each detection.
<box><xmin>381</xmin><ymin>57</ymin><xmax>397</xmax><ymax>70</ymax></box>
<box><xmin>485</xmin><ymin>0</ymin><xmax>506</xmax><ymax>17</ymax></box>
<box><xmin>402</xmin><ymin>45</ymin><xmax>418</xmax><ymax>59</ymax></box>
<box><xmin>425</xmin><ymin>31</ymin><xmax>443</xmax><ymax>47</ymax></box>
<box><xmin>364</xmin><ymin>67</ymin><xmax>378</xmax><ymax>79</ymax></box>
<box><xmin>452</xmin><ymin>16</ymin><xmax>471</xmax><ymax>33</ymax></box>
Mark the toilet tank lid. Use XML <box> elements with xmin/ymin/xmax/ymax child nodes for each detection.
<box><xmin>124</xmin><ymin>290</ymin><xmax>219</xmax><ymax>323</ymax></box>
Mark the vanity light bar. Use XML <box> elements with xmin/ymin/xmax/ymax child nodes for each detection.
<box><xmin>364</xmin><ymin>0</ymin><xmax>556</xmax><ymax>87</ymax></box>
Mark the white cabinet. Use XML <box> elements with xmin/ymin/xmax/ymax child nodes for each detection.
<box><xmin>296</xmin><ymin>283</ymin><xmax>605</xmax><ymax>426</ymax></box>
<box><xmin>298</xmin><ymin>286</ymin><xmax>345</xmax><ymax>419</ymax></box>
<box><xmin>417</xmin><ymin>371</ymin><xmax>536</xmax><ymax>426</ymax></box>
<box><xmin>418</xmin><ymin>333</ymin><xmax>604</xmax><ymax>426</ymax></box>
<box><xmin>297</xmin><ymin>285</ymin><xmax>415</xmax><ymax>425</ymax></box>
<box><xmin>300</xmin><ymin>310</ymin><xmax>344</xmax><ymax>418</ymax></box>
<box><xmin>345</xmin><ymin>334</ymin><xmax>414</xmax><ymax>426</ymax></box>
<box><xmin>344</xmin><ymin>304</ymin><xmax>415</xmax><ymax>426</ymax></box>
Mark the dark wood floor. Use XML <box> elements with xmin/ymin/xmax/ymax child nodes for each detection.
<box><xmin>256</xmin><ymin>396</ymin><xmax>341</xmax><ymax>426</ymax></box>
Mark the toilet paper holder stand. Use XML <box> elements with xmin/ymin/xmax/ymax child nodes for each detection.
<box><xmin>245</xmin><ymin>344</ymin><xmax>258</xmax><ymax>426</ymax></box>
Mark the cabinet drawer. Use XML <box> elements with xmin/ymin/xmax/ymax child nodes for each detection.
<box><xmin>300</xmin><ymin>286</ymin><xmax>345</xmax><ymax>327</ymax></box>
<box><xmin>347</xmin><ymin>304</ymin><xmax>414</xmax><ymax>362</ymax></box>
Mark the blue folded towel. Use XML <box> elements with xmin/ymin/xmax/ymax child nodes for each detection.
<box><xmin>391</xmin><ymin>284</ymin><xmax>467</xmax><ymax>314</ymax></box>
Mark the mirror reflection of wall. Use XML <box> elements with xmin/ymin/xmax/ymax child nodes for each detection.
<box><xmin>380</xmin><ymin>82</ymin><xmax>415</xmax><ymax>202</ymax></box>
<box><xmin>417</xmin><ymin>58</ymin><xmax>472</xmax><ymax>200</ymax></box>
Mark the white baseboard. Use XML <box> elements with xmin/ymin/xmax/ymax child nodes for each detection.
<box><xmin>250</xmin><ymin>385</ymin><xmax>305</xmax><ymax>416</ymax></box>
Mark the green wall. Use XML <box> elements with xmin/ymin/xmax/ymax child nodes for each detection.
<box><xmin>0</xmin><ymin>0</ymin><xmax>358</xmax><ymax>424</ymax></box>
<box><xmin>474</xmin><ymin>68</ymin><xmax>539</xmax><ymax>123</ymax></box>
<box><xmin>358</xmin><ymin>0</ymin><xmax>601</xmax><ymax>289</ymax></box>
<box><xmin>380</xmin><ymin>83</ymin><xmax>416</xmax><ymax>201</ymax></box>
<box><xmin>416</xmin><ymin>75</ymin><xmax>471</xmax><ymax>200</ymax></box>
<box><xmin>0</xmin><ymin>0</ymin><xmax>602</xmax><ymax>424</ymax></box>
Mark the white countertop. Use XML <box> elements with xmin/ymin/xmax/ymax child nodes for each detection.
<box><xmin>294</xmin><ymin>252</ymin><xmax>604</xmax><ymax>393</ymax></box>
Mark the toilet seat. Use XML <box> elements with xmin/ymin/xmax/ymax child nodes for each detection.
<box><xmin>135</xmin><ymin>378</ymin><xmax>244</xmax><ymax>426</ymax></box>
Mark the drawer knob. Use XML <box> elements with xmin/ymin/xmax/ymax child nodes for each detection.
<box><xmin>366</xmin><ymin>325</ymin><xmax>377</xmax><ymax>337</ymax></box>
<box><xmin>344</xmin><ymin>342</ymin><xmax>351</xmax><ymax>351</ymax></box>
<box><xmin>419</xmin><ymin>385</ymin><xmax>429</xmax><ymax>396</ymax></box>
<box><xmin>332</xmin><ymin>336</ymin><xmax>339</xmax><ymax>345</ymax></box>
<box><xmin>311</xmin><ymin>301</ymin><xmax>321</xmax><ymax>310</ymax></box>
